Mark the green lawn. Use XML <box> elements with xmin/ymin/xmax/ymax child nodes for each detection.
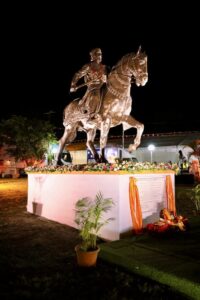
<box><xmin>100</xmin><ymin>183</ymin><xmax>200</xmax><ymax>299</ymax></box>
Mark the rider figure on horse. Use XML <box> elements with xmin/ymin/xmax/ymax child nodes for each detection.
<box><xmin>70</xmin><ymin>48</ymin><xmax>107</xmax><ymax>117</ymax></box>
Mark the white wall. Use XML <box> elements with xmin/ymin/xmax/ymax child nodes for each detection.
<box><xmin>27</xmin><ymin>172</ymin><xmax>175</xmax><ymax>241</ymax></box>
<box><xmin>130</xmin><ymin>145</ymin><xmax>192</xmax><ymax>163</ymax></box>
<box><xmin>70</xmin><ymin>150</ymin><xmax>87</xmax><ymax>165</ymax></box>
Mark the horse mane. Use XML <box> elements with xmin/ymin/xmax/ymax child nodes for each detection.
<box><xmin>110</xmin><ymin>53</ymin><xmax>134</xmax><ymax>73</ymax></box>
<box><xmin>108</xmin><ymin>50</ymin><xmax>147</xmax><ymax>80</ymax></box>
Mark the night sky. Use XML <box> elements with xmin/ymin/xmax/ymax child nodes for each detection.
<box><xmin>2</xmin><ymin>3</ymin><xmax>200</xmax><ymax>137</ymax></box>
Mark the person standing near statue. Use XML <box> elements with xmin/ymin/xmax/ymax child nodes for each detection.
<box><xmin>178</xmin><ymin>150</ymin><xmax>188</xmax><ymax>174</ymax></box>
<box><xmin>70</xmin><ymin>48</ymin><xmax>107</xmax><ymax>117</ymax></box>
<box><xmin>189</xmin><ymin>150</ymin><xmax>200</xmax><ymax>182</ymax></box>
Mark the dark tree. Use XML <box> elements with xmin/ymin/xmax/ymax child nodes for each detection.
<box><xmin>0</xmin><ymin>115</ymin><xmax>56</xmax><ymax>165</ymax></box>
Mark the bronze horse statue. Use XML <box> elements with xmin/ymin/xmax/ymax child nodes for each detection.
<box><xmin>55</xmin><ymin>47</ymin><xmax>148</xmax><ymax>165</ymax></box>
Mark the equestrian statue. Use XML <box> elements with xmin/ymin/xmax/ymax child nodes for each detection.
<box><xmin>54</xmin><ymin>46</ymin><xmax>148</xmax><ymax>165</ymax></box>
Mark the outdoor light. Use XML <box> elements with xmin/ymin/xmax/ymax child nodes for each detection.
<box><xmin>148</xmin><ymin>144</ymin><xmax>155</xmax><ymax>163</ymax></box>
<box><xmin>50</xmin><ymin>144</ymin><xmax>58</xmax><ymax>154</ymax></box>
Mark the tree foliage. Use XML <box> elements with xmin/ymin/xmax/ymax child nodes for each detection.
<box><xmin>0</xmin><ymin>115</ymin><xmax>57</xmax><ymax>164</ymax></box>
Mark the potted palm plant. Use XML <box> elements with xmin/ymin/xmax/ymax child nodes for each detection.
<box><xmin>74</xmin><ymin>191</ymin><xmax>114</xmax><ymax>267</ymax></box>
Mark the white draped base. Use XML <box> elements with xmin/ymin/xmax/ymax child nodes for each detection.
<box><xmin>27</xmin><ymin>172</ymin><xmax>175</xmax><ymax>241</ymax></box>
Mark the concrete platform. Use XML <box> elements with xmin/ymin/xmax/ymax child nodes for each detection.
<box><xmin>27</xmin><ymin>172</ymin><xmax>175</xmax><ymax>241</ymax></box>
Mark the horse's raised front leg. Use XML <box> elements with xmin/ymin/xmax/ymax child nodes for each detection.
<box><xmin>100</xmin><ymin>117</ymin><xmax>111</xmax><ymax>162</ymax></box>
<box><xmin>122</xmin><ymin>115</ymin><xmax>144</xmax><ymax>152</ymax></box>
<box><xmin>54</xmin><ymin>125</ymin><xmax>77</xmax><ymax>166</ymax></box>
<box><xmin>86</xmin><ymin>128</ymin><xmax>100</xmax><ymax>162</ymax></box>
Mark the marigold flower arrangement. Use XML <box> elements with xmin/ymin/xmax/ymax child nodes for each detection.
<box><xmin>25</xmin><ymin>161</ymin><xmax>179</xmax><ymax>174</ymax></box>
<box><xmin>146</xmin><ymin>208</ymin><xmax>189</xmax><ymax>233</ymax></box>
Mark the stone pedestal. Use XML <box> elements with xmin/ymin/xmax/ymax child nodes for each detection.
<box><xmin>27</xmin><ymin>172</ymin><xmax>175</xmax><ymax>241</ymax></box>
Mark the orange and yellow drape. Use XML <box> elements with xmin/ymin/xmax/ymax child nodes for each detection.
<box><xmin>129</xmin><ymin>175</ymin><xmax>176</xmax><ymax>233</ymax></box>
<box><xmin>129</xmin><ymin>177</ymin><xmax>143</xmax><ymax>234</ymax></box>
<box><xmin>166</xmin><ymin>175</ymin><xmax>176</xmax><ymax>214</ymax></box>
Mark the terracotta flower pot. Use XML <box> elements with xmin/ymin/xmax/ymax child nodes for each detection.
<box><xmin>75</xmin><ymin>244</ymin><xmax>100</xmax><ymax>267</ymax></box>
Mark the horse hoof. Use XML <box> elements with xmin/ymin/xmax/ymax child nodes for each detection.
<box><xmin>99</xmin><ymin>157</ymin><xmax>108</xmax><ymax>163</ymax></box>
<box><xmin>56</xmin><ymin>160</ymin><xmax>63</xmax><ymax>166</ymax></box>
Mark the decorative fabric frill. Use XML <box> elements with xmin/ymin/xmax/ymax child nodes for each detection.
<box><xmin>166</xmin><ymin>175</ymin><xmax>176</xmax><ymax>214</ymax></box>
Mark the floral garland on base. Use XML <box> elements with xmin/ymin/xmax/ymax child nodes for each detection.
<box><xmin>25</xmin><ymin>161</ymin><xmax>179</xmax><ymax>174</ymax></box>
